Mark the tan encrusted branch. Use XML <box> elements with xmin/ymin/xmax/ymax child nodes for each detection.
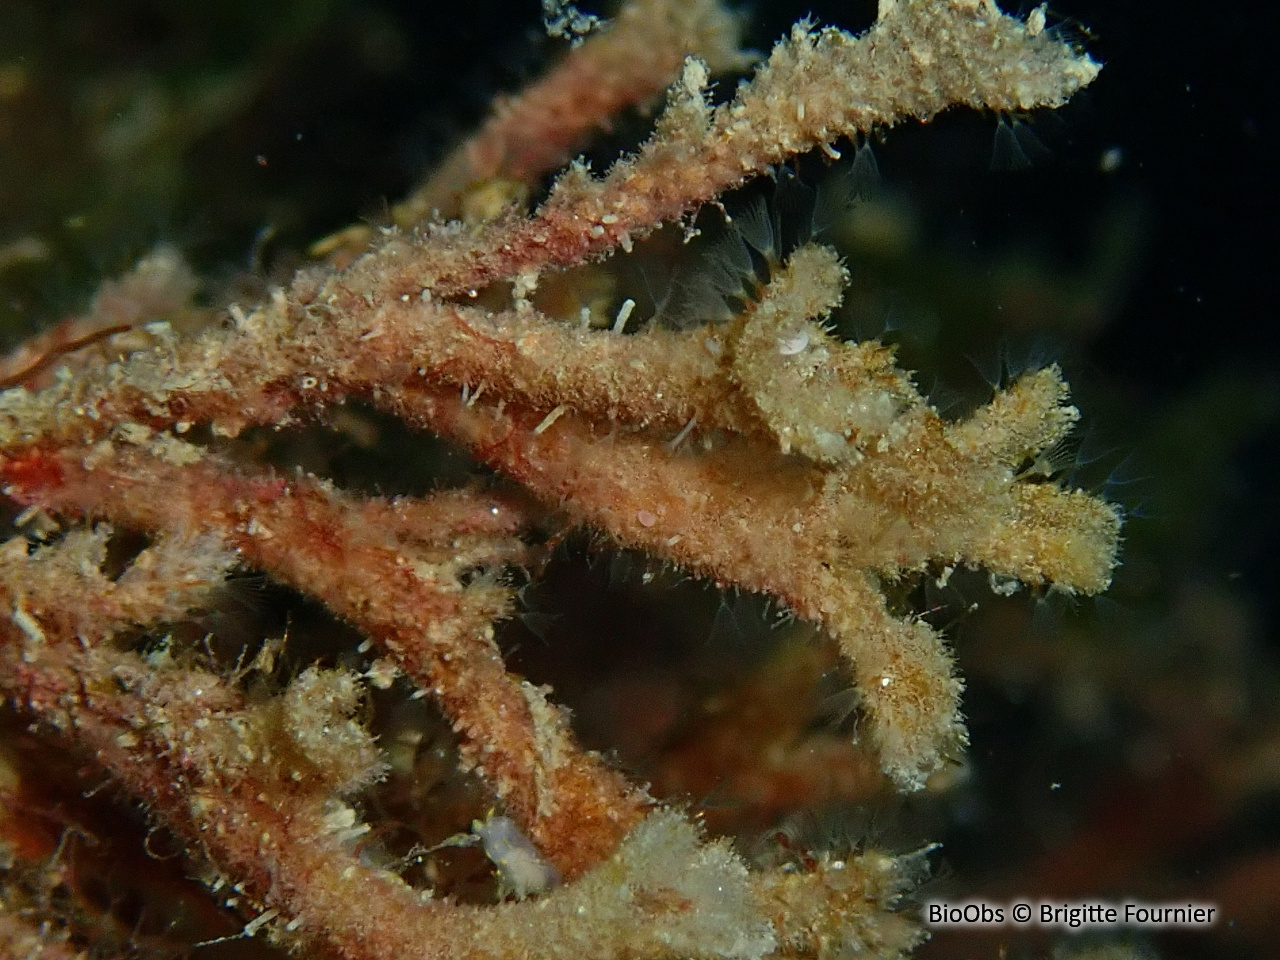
<box><xmin>752</xmin><ymin>848</ymin><xmax>928</xmax><ymax>959</ymax></box>
<box><xmin>379</xmin><ymin>363</ymin><xmax>1118</xmax><ymax>787</ymax></box>
<box><xmin>1</xmin><ymin>537</ymin><xmax>921</xmax><ymax>960</ymax></box>
<box><xmin>0</xmin><ymin>236</ymin><xmax>1118</xmax><ymax>793</ymax></box>
<box><xmin>2</xmin><ymin>526</ymin><xmax>235</xmax><ymax>653</ymax></box>
<box><xmin>317</xmin><ymin>0</ymin><xmax>752</xmax><ymax>257</ymax></box>
<box><xmin>0</xmin><ymin>0</ymin><xmax>1116</xmax><ymax>953</ymax></box>
<box><xmin>0</xmin><ymin>246</ymin><xmax>201</xmax><ymax>393</ymax></box>
<box><xmin>0</xmin><ymin>1</ymin><xmax>1102</xmax><ymax>456</ymax></box>
<box><xmin>367</xmin><ymin>0</ymin><xmax>1099</xmax><ymax>299</ymax></box>
<box><xmin>1</xmin><ymin>444</ymin><xmax>648</xmax><ymax>876</ymax></box>
<box><xmin>0</xmin><ymin>245</ymin><xmax>894</xmax><ymax>453</ymax></box>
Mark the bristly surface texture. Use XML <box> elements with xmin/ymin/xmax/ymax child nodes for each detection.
<box><xmin>0</xmin><ymin>2</ymin><xmax>1117</xmax><ymax>958</ymax></box>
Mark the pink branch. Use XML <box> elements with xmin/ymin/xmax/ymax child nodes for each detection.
<box><xmin>0</xmin><ymin>444</ymin><xmax>648</xmax><ymax>876</ymax></box>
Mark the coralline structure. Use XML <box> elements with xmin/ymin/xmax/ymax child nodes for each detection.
<box><xmin>0</xmin><ymin>2</ymin><xmax>1119</xmax><ymax>958</ymax></box>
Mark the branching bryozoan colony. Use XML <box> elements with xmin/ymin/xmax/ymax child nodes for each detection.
<box><xmin>0</xmin><ymin>2</ymin><xmax>1119</xmax><ymax>958</ymax></box>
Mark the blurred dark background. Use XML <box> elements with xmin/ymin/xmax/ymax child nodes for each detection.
<box><xmin>1</xmin><ymin>2</ymin><xmax>1275</xmax><ymax>958</ymax></box>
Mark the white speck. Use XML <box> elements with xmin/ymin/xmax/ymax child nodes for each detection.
<box><xmin>612</xmin><ymin>298</ymin><xmax>636</xmax><ymax>334</ymax></box>
<box><xmin>636</xmin><ymin>510</ymin><xmax>657</xmax><ymax>527</ymax></box>
<box><xmin>245</xmin><ymin>517</ymin><xmax>274</xmax><ymax>539</ymax></box>
<box><xmin>777</xmin><ymin>329</ymin><xmax>809</xmax><ymax>355</ymax></box>
<box><xmin>243</xmin><ymin>909</ymin><xmax>280</xmax><ymax>938</ymax></box>
<box><xmin>11</xmin><ymin>604</ymin><xmax>45</xmax><ymax>647</ymax></box>
<box><xmin>680</xmin><ymin>58</ymin><xmax>709</xmax><ymax>98</ymax></box>
<box><xmin>472</xmin><ymin>814</ymin><xmax>561</xmax><ymax>899</ymax></box>
<box><xmin>365</xmin><ymin>659</ymin><xmax>400</xmax><ymax>690</ymax></box>
<box><xmin>533</xmin><ymin>404</ymin><xmax>569</xmax><ymax>435</ymax></box>
<box><xmin>666</xmin><ymin>416</ymin><xmax>697</xmax><ymax>452</ymax></box>
<box><xmin>1026</xmin><ymin>4</ymin><xmax>1047</xmax><ymax>37</ymax></box>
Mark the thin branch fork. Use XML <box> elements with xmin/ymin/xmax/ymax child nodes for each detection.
<box><xmin>0</xmin><ymin>531</ymin><xmax>922</xmax><ymax>960</ymax></box>
<box><xmin>1</xmin><ymin>443</ymin><xmax>648</xmax><ymax>877</ymax></box>
<box><xmin>0</xmin><ymin>2</ymin><xmax>1114</xmax><ymax>957</ymax></box>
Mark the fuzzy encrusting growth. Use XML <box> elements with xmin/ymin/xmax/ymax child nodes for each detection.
<box><xmin>0</xmin><ymin>530</ymin><xmax>921</xmax><ymax>960</ymax></box>
<box><xmin>0</xmin><ymin>1</ymin><xmax>1116</xmax><ymax>958</ymax></box>
<box><xmin>316</xmin><ymin>0</ymin><xmax>753</xmax><ymax>256</ymax></box>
